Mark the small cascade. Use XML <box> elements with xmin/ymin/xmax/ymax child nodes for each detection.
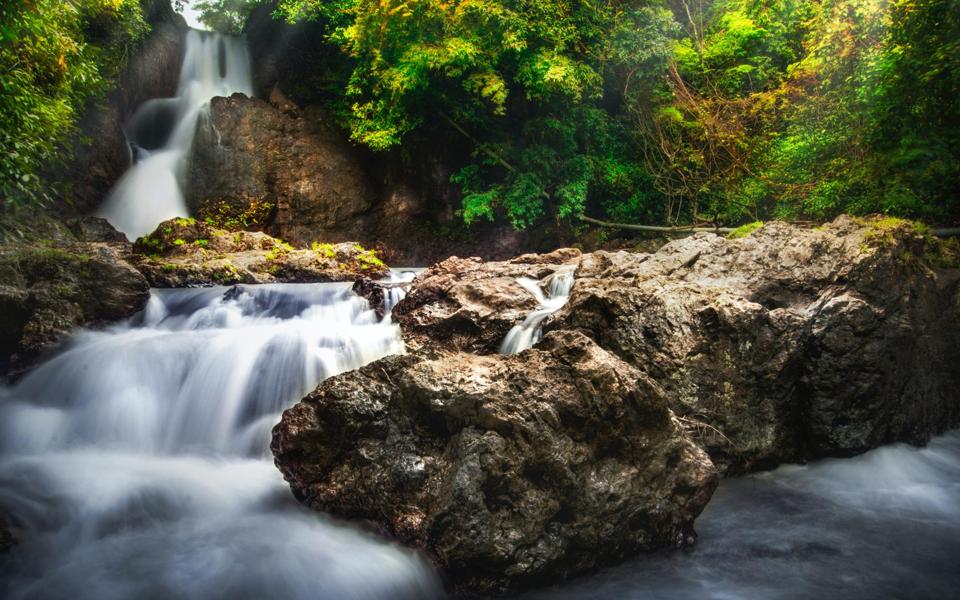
<box><xmin>0</xmin><ymin>283</ymin><xmax>441</xmax><ymax>599</ymax></box>
<box><xmin>500</xmin><ymin>267</ymin><xmax>575</xmax><ymax>355</ymax></box>
<box><xmin>97</xmin><ymin>30</ymin><xmax>253</xmax><ymax>239</ymax></box>
<box><xmin>382</xmin><ymin>269</ymin><xmax>420</xmax><ymax>317</ymax></box>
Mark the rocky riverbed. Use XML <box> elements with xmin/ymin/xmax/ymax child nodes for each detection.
<box><xmin>273</xmin><ymin>216</ymin><xmax>960</xmax><ymax>593</ymax></box>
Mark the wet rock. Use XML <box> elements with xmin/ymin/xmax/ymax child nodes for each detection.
<box><xmin>131</xmin><ymin>218</ymin><xmax>388</xmax><ymax>286</ymax></box>
<box><xmin>392</xmin><ymin>248</ymin><xmax>582</xmax><ymax>354</ymax></box>
<box><xmin>272</xmin><ymin>330</ymin><xmax>718</xmax><ymax>594</ymax></box>
<box><xmin>0</xmin><ymin>243</ymin><xmax>150</xmax><ymax>377</ymax></box>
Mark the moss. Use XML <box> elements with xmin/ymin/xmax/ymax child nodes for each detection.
<box><xmin>199</xmin><ymin>200</ymin><xmax>274</xmax><ymax>231</ymax></box>
<box><xmin>161</xmin><ymin>263</ymin><xmax>177</xmax><ymax>273</ymax></box>
<box><xmin>193</xmin><ymin>238</ymin><xmax>209</xmax><ymax>248</ymax></box>
<box><xmin>727</xmin><ymin>221</ymin><xmax>764</xmax><ymax>239</ymax></box>
<box><xmin>860</xmin><ymin>216</ymin><xmax>917</xmax><ymax>249</ymax></box>
<box><xmin>311</xmin><ymin>241</ymin><xmax>336</xmax><ymax>258</ymax></box>
<box><xmin>173</xmin><ymin>238</ymin><xmax>186</xmax><ymax>247</ymax></box>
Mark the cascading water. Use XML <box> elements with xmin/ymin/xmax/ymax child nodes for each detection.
<box><xmin>0</xmin><ymin>283</ymin><xmax>442</xmax><ymax>599</ymax></box>
<box><xmin>97</xmin><ymin>30</ymin><xmax>253</xmax><ymax>239</ymax></box>
<box><xmin>383</xmin><ymin>269</ymin><xmax>421</xmax><ymax>316</ymax></box>
<box><xmin>523</xmin><ymin>431</ymin><xmax>960</xmax><ymax>599</ymax></box>
<box><xmin>500</xmin><ymin>267</ymin><xmax>575</xmax><ymax>354</ymax></box>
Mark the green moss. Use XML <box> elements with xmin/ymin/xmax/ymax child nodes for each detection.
<box><xmin>311</xmin><ymin>241</ymin><xmax>336</xmax><ymax>258</ymax></box>
<box><xmin>199</xmin><ymin>200</ymin><xmax>274</xmax><ymax>231</ymax></box>
<box><xmin>193</xmin><ymin>238</ymin><xmax>209</xmax><ymax>248</ymax></box>
<box><xmin>173</xmin><ymin>238</ymin><xmax>186</xmax><ymax>247</ymax></box>
<box><xmin>727</xmin><ymin>221</ymin><xmax>764</xmax><ymax>239</ymax></box>
<box><xmin>354</xmin><ymin>246</ymin><xmax>386</xmax><ymax>271</ymax></box>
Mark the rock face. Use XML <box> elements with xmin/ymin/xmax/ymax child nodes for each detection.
<box><xmin>185</xmin><ymin>94</ymin><xmax>380</xmax><ymax>248</ymax></box>
<box><xmin>0</xmin><ymin>243</ymin><xmax>150</xmax><ymax>377</ymax></box>
<box><xmin>132</xmin><ymin>217</ymin><xmax>388</xmax><ymax>287</ymax></box>
<box><xmin>553</xmin><ymin>217</ymin><xmax>960</xmax><ymax>470</ymax></box>
<box><xmin>272</xmin><ymin>330</ymin><xmax>717</xmax><ymax>594</ymax></box>
<box><xmin>184</xmin><ymin>90</ymin><xmax>555</xmax><ymax>265</ymax></box>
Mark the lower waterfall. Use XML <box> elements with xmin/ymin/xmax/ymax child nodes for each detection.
<box><xmin>0</xmin><ymin>283</ymin><xmax>442</xmax><ymax>599</ymax></box>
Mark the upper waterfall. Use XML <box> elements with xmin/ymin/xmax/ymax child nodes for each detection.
<box><xmin>97</xmin><ymin>30</ymin><xmax>253</xmax><ymax>239</ymax></box>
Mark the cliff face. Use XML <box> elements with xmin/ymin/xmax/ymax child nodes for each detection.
<box><xmin>57</xmin><ymin>0</ymin><xmax>188</xmax><ymax>215</ymax></box>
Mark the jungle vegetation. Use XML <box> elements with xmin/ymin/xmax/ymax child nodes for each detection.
<box><xmin>3</xmin><ymin>0</ymin><xmax>958</xmax><ymax>231</ymax></box>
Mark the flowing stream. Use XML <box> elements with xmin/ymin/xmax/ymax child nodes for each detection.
<box><xmin>0</xmin><ymin>283</ymin><xmax>442</xmax><ymax>599</ymax></box>
<box><xmin>1</xmin><ymin>283</ymin><xmax>958</xmax><ymax>599</ymax></box>
<box><xmin>523</xmin><ymin>431</ymin><xmax>960</xmax><ymax>599</ymax></box>
<box><xmin>500</xmin><ymin>267</ymin><xmax>575</xmax><ymax>355</ymax></box>
<box><xmin>97</xmin><ymin>30</ymin><xmax>253</xmax><ymax>239</ymax></box>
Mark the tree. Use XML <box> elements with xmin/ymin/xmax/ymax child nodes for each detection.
<box><xmin>0</xmin><ymin>0</ymin><xmax>147</xmax><ymax>214</ymax></box>
<box><xmin>277</xmin><ymin>0</ymin><xmax>677</xmax><ymax>231</ymax></box>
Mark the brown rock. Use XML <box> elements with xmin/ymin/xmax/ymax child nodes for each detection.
<box><xmin>131</xmin><ymin>218</ymin><xmax>388</xmax><ymax>286</ymax></box>
<box><xmin>392</xmin><ymin>249</ymin><xmax>581</xmax><ymax>353</ymax></box>
<box><xmin>0</xmin><ymin>242</ymin><xmax>150</xmax><ymax>377</ymax></box>
<box><xmin>272</xmin><ymin>330</ymin><xmax>718</xmax><ymax>594</ymax></box>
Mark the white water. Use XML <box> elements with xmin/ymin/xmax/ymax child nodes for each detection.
<box><xmin>500</xmin><ymin>267</ymin><xmax>575</xmax><ymax>354</ymax></box>
<box><xmin>0</xmin><ymin>284</ymin><xmax>442</xmax><ymax>599</ymax></box>
<box><xmin>383</xmin><ymin>269</ymin><xmax>421</xmax><ymax>317</ymax></box>
<box><xmin>524</xmin><ymin>430</ymin><xmax>960</xmax><ymax>599</ymax></box>
<box><xmin>97</xmin><ymin>30</ymin><xmax>253</xmax><ymax>239</ymax></box>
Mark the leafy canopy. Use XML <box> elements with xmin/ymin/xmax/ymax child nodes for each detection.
<box><xmin>0</xmin><ymin>0</ymin><xmax>146</xmax><ymax>212</ymax></box>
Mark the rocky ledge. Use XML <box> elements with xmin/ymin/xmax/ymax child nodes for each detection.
<box><xmin>132</xmin><ymin>217</ymin><xmax>388</xmax><ymax>286</ymax></box>
<box><xmin>388</xmin><ymin>216</ymin><xmax>960</xmax><ymax>472</ymax></box>
<box><xmin>0</xmin><ymin>240</ymin><xmax>150</xmax><ymax>377</ymax></box>
<box><xmin>273</xmin><ymin>216</ymin><xmax>960</xmax><ymax>593</ymax></box>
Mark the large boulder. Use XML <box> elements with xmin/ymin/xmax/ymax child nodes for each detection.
<box><xmin>272</xmin><ymin>330</ymin><xmax>718</xmax><ymax>594</ymax></box>
<box><xmin>273</xmin><ymin>216</ymin><xmax>960</xmax><ymax>592</ymax></box>
<box><xmin>0</xmin><ymin>242</ymin><xmax>150</xmax><ymax>377</ymax></box>
<box><xmin>552</xmin><ymin>217</ymin><xmax>960</xmax><ymax>470</ymax></box>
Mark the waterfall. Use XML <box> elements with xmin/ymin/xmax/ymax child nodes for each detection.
<box><xmin>96</xmin><ymin>30</ymin><xmax>253</xmax><ymax>240</ymax></box>
<box><xmin>382</xmin><ymin>269</ymin><xmax>420</xmax><ymax>317</ymax></box>
<box><xmin>0</xmin><ymin>284</ymin><xmax>442</xmax><ymax>599</ymax></box>
<box><xmin>500</xmin><ymin>267</ymin><xmax>575</xmax><ymax>354</ymax></box>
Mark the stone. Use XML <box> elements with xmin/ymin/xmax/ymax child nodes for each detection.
<box><xmin>272</xmin><ymin>330</ymin><xmax>718</xmax><ymax>594</ymax></box>
<box><xmin>131</xmin><ymin>218</ymin><xmax>388</xmax><ymax>286</ymax></box>
<box><xmin>0</xmin><ymin>243</ymin><xmax>150</xmax><ymax>377</ymax></box>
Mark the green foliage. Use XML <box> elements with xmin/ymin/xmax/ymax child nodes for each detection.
<box><xmin>311</xmin><ymin>241</ymin><xmax>336</xmax><ymax>258</ymax></box>
<box><xmin>190</xmin><ymin>0</ymin><xmax>265</xmax><ymax>34</ymax></box>
<box><xmin>639</xmin><ymin>0</ymin><xmax>960</xmax><ymax>225</ymax></box>
<box><xmin>277</xmin><ymin>0</ymin><xmax>677</xmax><ymax>230</ymax></box>
<box><xmin>0</xmin><ymin>0</ymin><xmax>147</xmax><ymax>213</ymax></box>
<box><xmin>727</xmin><ymin>221</ymin><xmax>764</xmax><ymax>239</ymax></box>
